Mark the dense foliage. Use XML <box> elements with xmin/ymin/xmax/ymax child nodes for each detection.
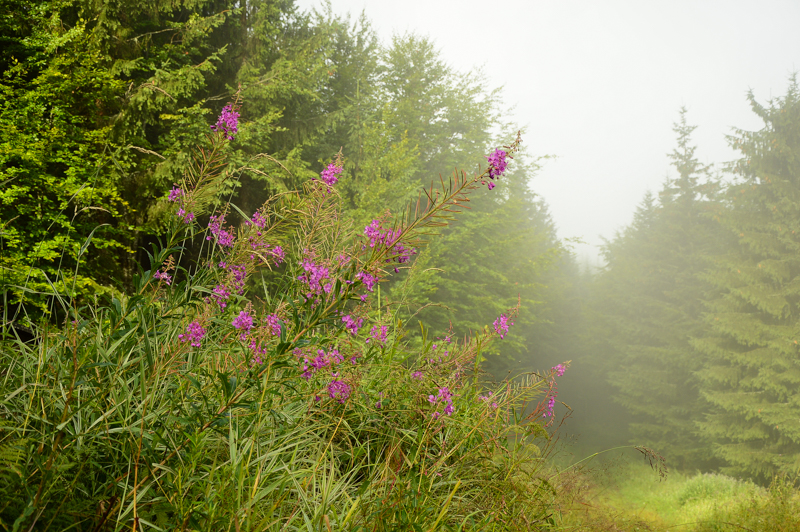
<box><xmin>0</xmin><ymin>102</ymin><xmax>574</xmax><ymax>530</ymax></box>
<box><xmin>3</xmin><ymin>1</ymin><xmax>800</xmax><ymax>528</ymax></box>
<box><xmin>0</xmin><ymin>0</ymin><xmax>563</xmax><ymax>378</ymax></box>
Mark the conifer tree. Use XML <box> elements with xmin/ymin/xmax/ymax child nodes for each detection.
<box><xmin>694</xmin><ymin>78</ymin><xmax>800</xmax><ymax>480</ymax></box>
<box><xmin>590</xmin><ymin>109</ymin><xmax>727</xmax><ymax>469</ymax></box>
<box><xmin>0</xmin><ymin>0</ymin><xmax>329</xmax><ymax>320</ymax></box>
<box><xmin>304</xmin><ymin>29</ymin><xmax>564</xmax><ymax>372</ymax></box>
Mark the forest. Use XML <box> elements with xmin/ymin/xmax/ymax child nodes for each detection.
<box><xmin>1</xmin><ymin>0</ymin><xmax>799</xmax><ymax>530</ymax></box>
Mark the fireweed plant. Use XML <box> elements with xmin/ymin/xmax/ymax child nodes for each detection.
<box><xmin>0</xmin><ymin>103</ymin><xmax>570</xmax><ymax>531</ymax></box>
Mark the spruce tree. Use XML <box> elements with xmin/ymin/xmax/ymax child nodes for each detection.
<box><xmin>694</xmin><ymin>78</ymin><xmax>800</xmax><ymax>480</ymax></box>
<box><xmin>0</xmin><ymin>0</ymin><xmax>330</xmax><ymax>321</ymax></box>
<box><xmin>307</xmin><ymin>30</ymin><xmax>564</xmax><ymax>372</ymax></box>
<box><xmin>590</xmin><ymin>109</ymin><xmax>726</xmax><ymax>469</ymax></box>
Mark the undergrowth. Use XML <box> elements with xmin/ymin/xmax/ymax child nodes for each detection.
<box><xmin>0</xmin><ymin>101</ymin><xmax>571</xmax><ymax>531</ymax></box>
<box><xmin>552</xmin><ymin>459</ymin><xmax>800</xmax><ymax>531</ymax></box>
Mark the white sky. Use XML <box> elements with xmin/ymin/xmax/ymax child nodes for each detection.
<box><xmin>296</xmin><ymin>0</ymin><xmax>800</xmax><ymax>264</ymax></box>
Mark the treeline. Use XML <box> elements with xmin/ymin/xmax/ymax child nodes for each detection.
<box><xmin>0</xmin><ymin>1</ymin><xmax>567</xmax><ymax>374</ymax></box>
<box><xmin>579</xmin><ymin>84</ymin><xmax>800</xmax><ymax>483</ymax></box>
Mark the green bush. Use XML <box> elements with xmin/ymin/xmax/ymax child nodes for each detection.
<box><xmin>0</xmin><ymin>105</ymin><xmax>566</xmax><ymax>531</ymax></box>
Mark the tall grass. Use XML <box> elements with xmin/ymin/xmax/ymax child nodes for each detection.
<box><xmin>0</xmin><ymin>104</ymin><xmax>567</xmax><ymax>531</ymax></box>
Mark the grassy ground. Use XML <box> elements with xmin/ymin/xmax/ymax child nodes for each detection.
<box><xmin>550</xmin><ymin>457</ymin><xmax>800</xmax><ymax>531</ymax></box>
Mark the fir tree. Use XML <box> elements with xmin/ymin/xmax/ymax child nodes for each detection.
<box><xmin>694</xmin><ymin>78</ymin><xmax>800</xmax><ymax>480</ymax></box>
<box><xmin>590</xmin><ymin>109</ymin><xmax>727</xmax><ymax>469</ymax></box>
<box><xmin>0</xmin><ymin>0</ymin><xmax>330</xmax><ymax>321</ymax></box>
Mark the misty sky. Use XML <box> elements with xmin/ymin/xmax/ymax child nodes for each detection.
<box><xmin>296</xmin><ymin>0</ymin><xmax>800</xmax><ymax>263</ymax></box>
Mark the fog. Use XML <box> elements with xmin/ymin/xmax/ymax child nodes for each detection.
<box><xmin>297</xmin><ymin>0</ymin><xmax>800</xmax><ymax>264</ymax></box>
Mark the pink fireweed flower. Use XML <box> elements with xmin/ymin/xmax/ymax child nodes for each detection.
<box><xmin>176</xmin><ymin>208</ymin><xmax>195</xmax><ymax>223</ymax></box>
<box><xmin>227</xmin><ymin>264</ymin><xmax>247</xmax><ymax>295</ymax></box>
<box><xmin>211</xmin><ymin>104</ymin><xmax>239</xmax><ymax>140</ymax></box>
<box><xmin>178</xmin><ymin>321</ymin><xmax>206</xmax><ymax>348</ymax></box>
<box><xmin>212</xmin><ymin>284</ymin><xmax>230</xmax><ymax>309</ymax></box>
<box><xmin>298</xmin><ymin>256</ymin><xmax>331</xmax><ymax>299</ymax></box>
<box><xmin>328</xmin><ymin>379</ymin><xmax>351</xmax><ymax>403</ymax></box>
<box><xmin>388</xmin><ymin>242</ymin><xmax>415</xmax><ymax>272</ymax></box>
<box><xmin>232</xmin><ymin>311</ymin><xmax>254</xmax><ymax>339</ymax></box>
<box><xmin>356</xmin><ymin>271</ymin><xmax>378</xmax><ymax>292</ymax></box>
<box><xmin>247</xmin><ymin>240</ymin><xmax>284</xmax><ymax>266</ymax></box>
<box><xmin>248</xmin><ymin>337</ymin><xmax>268</xmax><ymax>358</ymax></box>
<box><xmin>168</xmin><ymin>186</ymin><xmax>184</xmax><ymax>202</ymax></box>
<box><xmin>265</xmin><ymin>313</ymin><xmax>281</xmax><ymax>336</ymax></box>
<box><xmin>366</xmin><ymin>325</ymin><xmax>388</xmax><ymax>345</ymax></box>
<box><xmin>342</xmin><ymin>314</ymin><xmax>363</xmax><ymax>336</ymax></box>
<box><xmin>153</xmin><ymin>270</ymin><xmax>172</xmax><ymax>285</ymax></box>
<box><xmin>300</xmin><ymin>348</ymin><xmax>343</xmax><ymax>380</ymax></box>
<box><xmin>411</xmin><ymin>371</ymin><xmax>424</xmax><ymax>380</ymax></box>
<box><xmin>318</xmin><ymin>163</ymin><xmax>343</xmax><ymax>187</ymax></box>
<box><xmin>364</xmin><ymin>220</ymin><xmax>385</xmax><ymax>248</ymax></box>
<box><xmin>552</xmin><ymin>363</ymin><xmax>567</xmax><ymax>377</ymax></box>
<box><xmin>486</xmin><ymin>149</ymin><xmax>508</xmax><ymax>181</ymax></box>
<box><xmin>269</xmin><ymin>246</ymin><xmax>285</xmax><ymax>265</ymax></box>
<box><xmin>543</xmin><ymin>395</ymin><xmax>557</xmax><ymax>419</ymax></box>
<box><xmin>251</xmin><ymin>210</ymin><xmax>268</xmax><ymax>228</ymax></box>
<box><xmin>493</xmin><ymin>314</ymin><xmax>513</xmax><ymax>339</ymax></box>
<box><xmin>361</xmin><ymin>220</ymin><xmax>417</xmax><ymax>271</ymax></box>
<box><xmin>428</xmin><ymin>386</ymin><xmax>455</xmax><ymax>417</ymax></box>
<box><xmin>207</xmin><ymin>214</ymin><xmax>236</xmax><ymax>248</ymax></box>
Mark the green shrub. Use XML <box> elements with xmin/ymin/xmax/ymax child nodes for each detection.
<box><xmin>0</xmin><ymin>104</ymin><xmax>566</xmax><ymax>531</ymax></box>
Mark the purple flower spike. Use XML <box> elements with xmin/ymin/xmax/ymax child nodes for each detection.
<box><xmin>211</xmin><ymin>104</ymin><xmax>240</xmax><ymax>140</ymax></box>
<box><xmin>342</xmin><ymin>314</ymin><xmax>363</xmax><ymax>336</ymax></box>
<box><xmin>212</xmin><ymin>284</ymin><xmax>230</xmax><ymax>309</ymax></box>
<box><xmin>428</xmin><ymin>386</ymin><xmax>455</xmax><ymax>417</ymax></box>
<box><xmin>251</xmin><ymin>211</ymin><xmax>268</xmax><ymax>228</ymax></box>
<box><xmin>298</xmin><ymin>255</ymin><xmax>331</xmax><ymax>300</ymax></box>
<box><xmin>328</xmin><ymin>379</ymin><xmax>351</xmax><ymax>403</ymax></box>
<box><xmin>543</xmin><ymin>395</ymin><xmax>557</xmax><ymax>419</ymax></box>
<box><xmin>207</xmin><ymin>215</ymin><xmax>236</xmax><ymax>248</ymax></box>
<box><xmin>176</xmin><ymin>208</ymin><xmax>195</xmax><ymax>223</ymax></box>
<box><xmin>265</xmin><ymin>313</ymin><xmax>281</xmax><ymax>336</ymax></box>
<box><xmin>168</xmin><ymin>187</ymin><xmax>184</xmax><ymax>202</ymax></box>
<box><xmin>153</xmin><ymin>271</ymin><xmax>172</xmax><ymax>285</ymax></box>
<box><xmin>232</xmin><ymin>310</ymin><xmax>254</xmax><ymax>333</ymax></box>
<box><xmin>493</xmin><ymin>314</ymin><xmax>513</xmax><ymax>339</ymax></box>
<box><xmin>319</xmin><ymin>163</ymin><xmax>343</xmax><ymax>187</ymax></box>
<box><xmin>356</xmin><ymin>271</ymin><xmax>378</xmax><ymax>291</ymax></box>
<box><xmin>486</xmin><ymin>149</ymin><xmax>508</xmax><ymax>180</ymax></box>
<box><xmin>178</xmin><ymin>321</ymin><xmax>206</xmax><ymax>348</ymax></box>
<box><xmin>366</xmin><ymin>325</ymin><xmax>388</xmax><ymax>345</ymax></box>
